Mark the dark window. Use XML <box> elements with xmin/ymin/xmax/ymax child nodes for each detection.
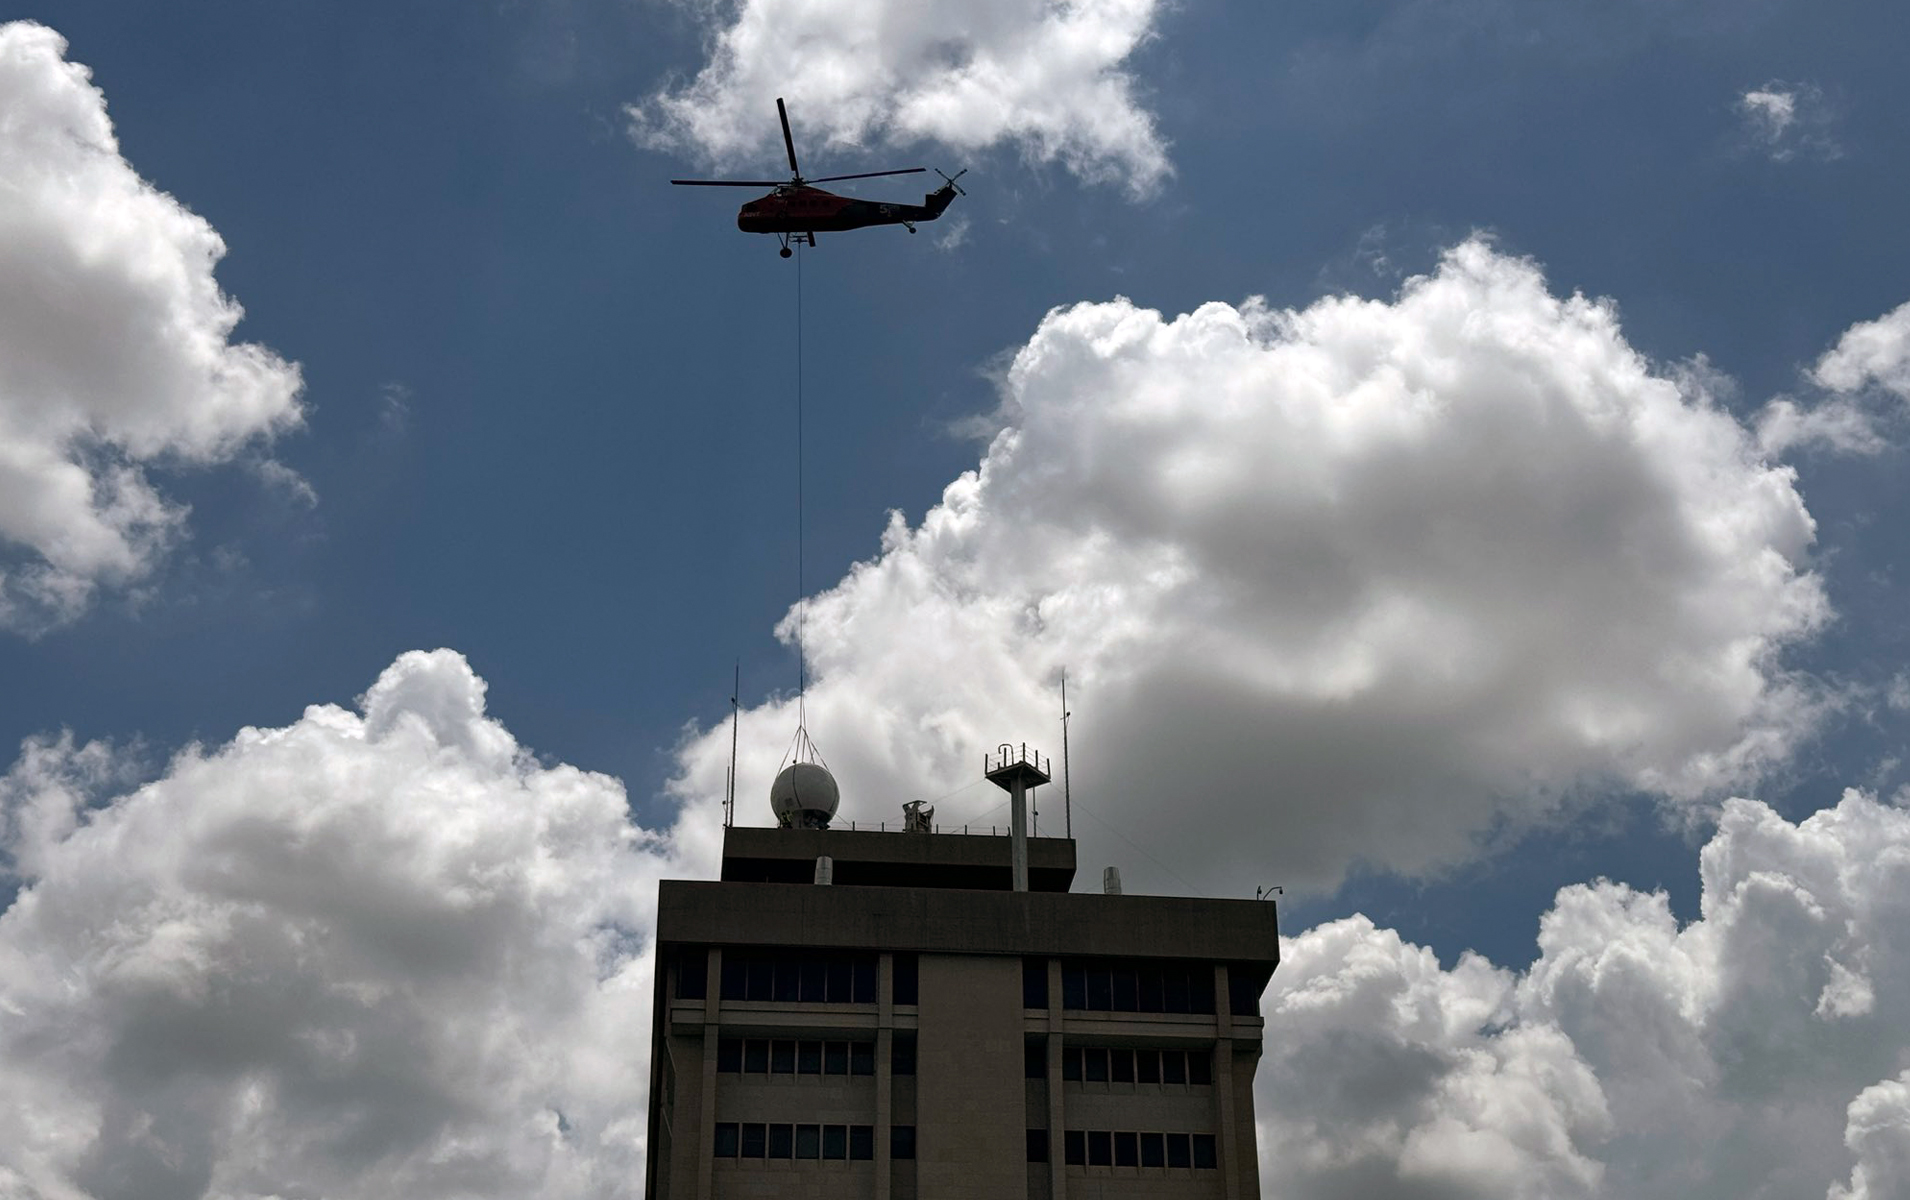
<box><xmin>773</xmin><ymin>959</ymin><xmax>801</xmax><ymax>1003</ymax></box>
<box><xmin>1163</xmin><ymin>1050</ymin><xmax>1187</xmax><ymax>1085</ymax></box>
<box><xmin>800</xmin><ymin>959</ymin><xmax>827</xmax><ymax>1003</ymax></box>
<box><xmin>823</xmin><ymin>1125</ymin><xmax>846</xmax><ymax>1160</ymax></box>
<box><xmin>1023</xmin><ymin>958</ymin><xmax>1049</xmax><ymax>1008</ymax></box>
<box><xmin>1229</xmin><ymin>965</ymin><xmax>1260</xmax><ymax>1017</ymax></box>
<box><xmin>744</xmin><ymin>1040</ymin><xmax>769</xmax><ymax>1074</ymax></box>
<box><xmin>771</xmin><ymin>1040</ymin><xmax>795</xmax><ymax>1074</ymax></box>
<box><xmin>1166</xmin><ymin>1133</ymin><xmax>1191</xmax><ymax>1169</ymax></box>
<box><xmin>1189</xmin><ymin>1048</ymin><xmax>1212</xmax><ymax>1086</ymax></box>
<box><xmin>1026</xmin><ymin>1129</ymin><xmax>1049</xmax><ymax>1162</ymax></box>
<box><xmin>1136</xmin><ymin>1049</ymin><xmax>1160</xmax><ymax>1084</ymax></box>
<box><xmin>1062</xmin><ymin>965</ymin><xmax>1087</xmax><ymax>1010</ymax></box>
<box><xmin>717</xmin><ymin>1038</ymin><xmax>742</xmax><ymax>1073</ymax></box>
<box><xmin>1110</xmin><ymin>1049</ymin><xmax>1133</xmax><ymax>1084</ymax></box>
<box><xmin>798</xmin><ymin>1041</ymin><xmax>822</xmax><ymax>1075</ymax></box>
<box><xmin>891</xmin><ymin>1126</ymin><xmax>916</xmax><ymax>1160</ymax></box>
<box><xmin>894</xmin><ymin>953</ymin><xmax>919</xmax><ymax>1006</ymax></box>
<box><xmin>850</xmin><ymin>1041</ymin><xmax>875</xmax><ymax>1076</ymax></box>
<box><xmin>825</xmin><ymin>1041</ymin><xmax>849</xmax><ymax>1075</ymax></box>
<box><xmin>741</xmin><ymin>1124</ymin><xmax>767</xmax><ymax>1159</ymax></box>
<box><xmin>746</xmin><ymin>959</ymin><xmax>774</xmax><ymax>1002</ymax></box>
<box><xmin>1138</xmin><ymin>966</ymin><xmax>1164</xmax><ymax>1012</ymax></box>
<box><xmin>1112</xmin><ymin>969</ymin><xmax>1138</xmax><ymax>1012</ymax></box>
<box><xmin>1025</xmin><ymin>1037</ymin><xmax>1046</xmax><ymax>1079</ymax></box>
<box><xmin>1163</xmin><ymin>969</ymin><xmax>1189</xmax><ymax>1013</ymax></box>
<box><xmin>721</xmin><ymin>958</ymin><xmax>747</xmax><ymax>1001</ymax></box>
<box><xmin>713</xmin><ymin>1122</ymin><xmax>738</xmax><ymax>1158</ymax></box>
<box><xmin>852</xmin><ymin>958</ymin><xmax>877</xmax><ymax>1004</ymax></box>
<box><xmin>892</xmin><ymin>1033</ymin><xmax>917</xmax><ymax>1076</ymax></box>
<box><xmin>1086</xmin><ymin>968</ymin><xmax>1112</xmax><ymax>1011</ymax></box>
<box><xmin>827</xmin><ymin>958</ymin><xmax>852</xmax><ymax>1000</ymax></box>
<box><xmin>768</xmin><ymin>1124</ymin><xmax>793</xmax><ymax>1159</ymax></box>
<box><xmin>850</xmin><ymin>1126</ymin><xmax>874</xmax><ymax>1161</ymax></box>
<box><xmin>796</xmin><ymin>1125</ymin><xmax>820</xmax><ymax>1159</ymax></box>
<box><xmin>1062</xmin><ymin>1046</ymin><xmax>1082</xmax><ymax>1081</ymax></box>
<box><xmin>1084</xmin><ymin>1048</ymin><xmax>1108</xmax><ymax>1083</ymax></box>
<box><xmin>1064</xmin><ymin>1130</ymin><xmax>1086</xmax><ymax>1165</ymax></box>
<box><xmin>1115</xmin><ymin>1132</ymin><xmax>1138</xmax><ymax>1167</ymax></box>
<box><xmin>1190</xmin><ymin>968</ymin><xmax>1216</xmax><ymax>1014</ymax></box>
<box><xmin>1088</xmin><ymin>1131</ymin><xmax>1112</xmax><ymax>1167</ymax></box>
<box><xmin>1140</xmin><ymin>1132</ymin><xmax>1164</xmax><ymax>1168</ymax></box>
<box><xmin>676</xmin><ymin>948</ymin><xmax>707</xmax><ymax>999</ymax></box>
<box><xmin>1192</xmin><ymin>1134</ymin><xmax>1217</xmax><ymax>1169</ymax></box>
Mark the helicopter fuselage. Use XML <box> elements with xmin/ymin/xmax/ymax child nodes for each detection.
<box><xmin>738</xmin><ymin>183</ymin><xmax>957</xmax><ymax>235</ymax></box>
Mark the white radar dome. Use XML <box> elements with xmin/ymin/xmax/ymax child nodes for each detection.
<box><xmin>770</xmin><ymin>761</ymin><xmax>840</xmax><ymax>829</ymax></box>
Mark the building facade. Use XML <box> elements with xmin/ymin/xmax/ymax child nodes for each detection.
<box><xmin>645</xmin><ymin>820</ymin><xmax>1279</xmax><ymax>1200</ymax></box>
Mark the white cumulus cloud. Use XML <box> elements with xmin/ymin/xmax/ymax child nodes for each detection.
<box><xmin>0</xmin><ymin>650</ymin><xmax>686</xmax><ymax>1200</ymax></box>
<box><xmin>1815</xmin><ymin>299</ymin><xmax>1910</xmax><ymax>402</ymax></box>
<box><xmin>628</xmin><ymin>0</ymin><xmax>1172</xmax><ymax>194</ymax></box>
<box><xmin>1259</xmin><ymin>788</ymin><xmax>1910</xmax><ymax>1200</ymax></box>
<box><xmin>0</xmin><ymin>22</ymin><xmax>303</xmax><ymax>632</ymax></box>
<box><xmin>672</xmin><ymin>239</ymin><xmax>1829</xmax><ymax>894</ymax></box>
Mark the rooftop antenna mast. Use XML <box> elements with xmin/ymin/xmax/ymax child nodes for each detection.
<box><xmin>1061</xmin><ymin>670</ymin><xmax>1073</xmax><ymax>839</ymax></box>
<box><xmin>725</xmin><ymin>660</ymin><xmax>739</xmax><ymax>828</ymax></box>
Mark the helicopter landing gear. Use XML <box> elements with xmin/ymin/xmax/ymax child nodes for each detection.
<box><xmin>780</xmin><ymin>246</ymin><xmax>792</xmax><ymax>258</ymax></box>
<box><xmin>776</xmin><ymin>231</ymin><xmax>817</xmax><ymax>257</ymax></box>
<box><xmin>902</xmin><ymin>220</ymin><xmax>917</xmax><ymax>234</ymax></box>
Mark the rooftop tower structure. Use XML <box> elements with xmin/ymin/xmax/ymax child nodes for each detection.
<box><xmin>644</xmin><ymin>747</ymin><xmax>1279</xmax><ymax>1200</ymax></box>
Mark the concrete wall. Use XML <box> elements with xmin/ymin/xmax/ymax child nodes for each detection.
<box><xmin>916</xmin><ymin>954</ymin><xmax>1028</xmax><ymax>1200</ymax></box>
<box><xmin>658</xmin><ymin>883</ymin><xmax>1280</xmax><ymax>967</ymax></box>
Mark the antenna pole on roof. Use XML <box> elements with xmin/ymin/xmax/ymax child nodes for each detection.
<box><xmin>1061</xmin><ymin>669</ymin><xmax>1073</xmax><ymax>840</ymax></box>
<box><xmin>726</xmin><ymin>660</ymin><xmax>740</xmax><ymax>828</ymax></box>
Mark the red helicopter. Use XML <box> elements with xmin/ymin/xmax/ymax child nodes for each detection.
<box><xmin>672</xmin><ymin>98</ymin><xmax>965</xmax><ymax>257</ymax></box>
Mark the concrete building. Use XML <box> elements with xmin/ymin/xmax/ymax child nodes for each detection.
<box><xmin>644</xmin><ymin>749</ymin><xmax>1279</xmax><ymax>1200</ymax></box>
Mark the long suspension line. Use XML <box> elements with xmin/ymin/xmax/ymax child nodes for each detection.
<box><xmin>783</xmin><ymin>242</ymin><xmax>823</xmax><ymax>770</ymax></box>
<box><xmin>796</xmin><ymin>240</ymin><xmax>805</xmax><ymax>722</ymax></box>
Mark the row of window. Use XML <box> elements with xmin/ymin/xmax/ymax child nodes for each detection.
<box><xmin>1054</xmin><ymin>1130</ymin><xmax>1218</xmax><ymax>1170</ymax></box>
<box><xmin>715</xmin><ymin>1037</ymin><xmax>918</xmax><ymax>1077</ymax></box>
<box><xmin>685</xmin><ymin>948</ymin><xmax>1257</xmax><ymax>1017</ymax></box>
<box><xmin>1058</xmin><ymin>960</ymin><xmax>1220</xmax><ymax>1015</ymax></box>
<box><xmin>711</xmin><ymin>1123</ymin><xmax>915</xmax><ymax>1161</ymax></box>
<box><xmin>679</xmin><ymin>950</ymin><xmax>924</xmax><ymax>1006</ymax></box>
<box><xmin>1063</xmin><ymin>1045</ymin><xmax>1210</xmax><ymax>1086</ymax></box>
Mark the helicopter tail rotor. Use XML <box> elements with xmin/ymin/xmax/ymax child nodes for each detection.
<box><xmin>935</xmin><ymin>168</ymin><xmax>968</xmax><ymax>195</ymax></box>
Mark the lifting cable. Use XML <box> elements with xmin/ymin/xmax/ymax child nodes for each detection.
<box><xmin>782</xmin><ymin>242</ymin><xmax>825</xmax><ymax>770</ymax></box>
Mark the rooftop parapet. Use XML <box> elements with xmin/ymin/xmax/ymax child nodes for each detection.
<box><xmin>720</xmin><ymin>824</ymin><xmax>1077</xmax><ymax>892</ymax></box>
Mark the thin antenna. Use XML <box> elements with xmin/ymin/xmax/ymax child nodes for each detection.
<box><xmin>1061</xmin><ymin>669</ymin><xmax>1073</xmax><ymax>839</ymax></box>
<box><xmin>726</xmin><ymin>660</ymin><xmax>740</xmax><ymax>828</ymax></box>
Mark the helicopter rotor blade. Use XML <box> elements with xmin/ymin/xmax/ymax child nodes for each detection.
<box><xmin>777</xmin><ymin>97</ymin><xmax>800</xmax><ymax>178</ymax></box>
<box><xmin>671</xmin><ymin>179</ymin><xmax>786</xmax><ymax>186</ymax></box>
<box><xmin>806</xmin><ymin>168</ymin><xmax>929</xmax><ymax>184</ymax></box>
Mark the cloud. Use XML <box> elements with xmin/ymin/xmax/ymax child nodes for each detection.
<box><xmin>1750</xmin><ymin>296</ymin><xmax>1910</xmax><ymax>456</ymax></box>
<box><xmin>1815</xmin><ymin>299</ymin><xmax>1910</xmax><ymax>402</ymax></box>
<box><xmin>671</xmin><ymin>238</ymin><xmax>1828</xmax><ymax>894</ymax></box>
<box><xmin>1256</xmin><ymin>788</ymin><xmax>1910</xmax><ymax>1200</ymax></box>
<box><xmin>0</xmin><ymin>22</ymin><xmax>303</xmax><ymax>633</ymax></box>
<box><xmin>1830</xmin><ymin>1071</ymin><xmax>1910</xmax><ymax>1200</ymax></box>
<box><xmin>1737</xmin><ymin>81</ymin><xmax>1841</xmax><ymax>163</ymax></box>
<box><xmin>8</xmin><ymin>660</ymin><xmax>1904</xmax><ymax>1199</ymax></box>
<box><xmin>627</xmin><ymin>0</ymin><xmax>1172</xmax><ymax>194</ymax></box>
<box><xmin>1755</xmin><ymin>396</ymin><xmax>1888</xmax><ymax>457</ymax></box>
<box><xmin>0</xmin><ymin>650</ymin><xmax>687</xmax><ymax>1199</ymax></box>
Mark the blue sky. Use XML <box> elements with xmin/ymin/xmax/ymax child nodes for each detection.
<box><xmin>5</xmin><ymin>1</ymin><xmax>1910</xmax><ymax>1197</ymax></box>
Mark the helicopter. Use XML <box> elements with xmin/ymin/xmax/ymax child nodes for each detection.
<box><xmin>672</xmin><ymin>98</ymin><xmax>965</xmax><ymax>257</ymax></box>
